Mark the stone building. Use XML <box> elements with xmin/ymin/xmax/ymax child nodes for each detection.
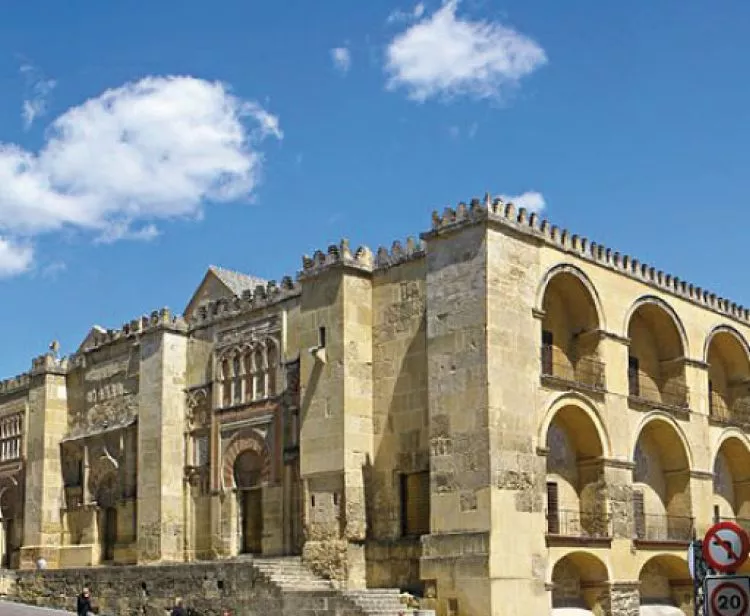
<box><xmin>0</xmin><ymin>194</ymin><xmax>748</xmax><ymax>615</ymax></box>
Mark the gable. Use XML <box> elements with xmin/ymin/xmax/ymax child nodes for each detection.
<box><xmin>77</xmin><ymin>325</ymin><xmax>107</xmax><ymax>353</ymax></box>
<box><xmin>183</xmin><ymin>266</ymin><xmax>267</xmax><ymax>321</ymax></box>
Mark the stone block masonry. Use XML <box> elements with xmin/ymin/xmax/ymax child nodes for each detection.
<box><xmin>1</xmin><ymin>559</ymin><xmax>410</xmax><ymax>616</ymax></box>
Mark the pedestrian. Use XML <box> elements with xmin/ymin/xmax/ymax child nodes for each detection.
<box><xmin>76</xmin><ymin>587</ymin><xmax>93</xmax><ymax>616</ymax></box>
<box><xmin>171</xmin><ymin>597</ymin><xmax>188</xmax><ymax>616</ymax></box>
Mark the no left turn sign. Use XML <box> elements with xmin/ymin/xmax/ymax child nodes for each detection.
<box><xmin>704</xmin><ymin>522</ymin><xmax>750</xmax><ymax>573</ymax></box>
<box><xmin>706</xmin><ymin>576</ymin><xmax>750</xmax><ymax>616</ymax></box>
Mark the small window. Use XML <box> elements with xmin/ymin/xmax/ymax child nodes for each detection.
<box><xmin>318</xmin><ymin>326</ymin><xmax>327</xmax><ymax>349</ymax></box>
<box><xmin>714</xmin><ymin>505</ymin><xmax>721</xmax><ymax>524</ymax></box>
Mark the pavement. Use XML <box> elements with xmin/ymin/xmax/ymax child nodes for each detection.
<box><xmin>0</xmin><ymin>600</ymin><xmax>72</xmax><ymax>615</ymax></box>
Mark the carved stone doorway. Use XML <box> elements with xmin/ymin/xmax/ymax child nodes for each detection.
<box><xmin>234</xmin><ymin>450</ymin><xmax>264</xmax><ymax>554</ymax></box>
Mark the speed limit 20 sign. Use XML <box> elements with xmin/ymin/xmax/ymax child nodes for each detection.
<box><xmin>705</xmin><ymin>575</ymin><xmax>750</xmax><ymax>616</ymax></box>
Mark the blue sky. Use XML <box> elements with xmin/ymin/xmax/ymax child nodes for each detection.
<box><xmin>0</xmin><ymin>0</ymin><xmax>749</xmax><ymax>377</ymax></box>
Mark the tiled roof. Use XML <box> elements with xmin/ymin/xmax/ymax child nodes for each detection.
<box><xmin>208</xmin><ymin>265</ymin><xmax>267</xmax><ymax>297</ymax></box>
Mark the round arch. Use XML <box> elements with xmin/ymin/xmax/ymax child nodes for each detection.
<box><xmin>539</xmin><ymin>392</ymin><xmax>612</xmax><ymax>459</ymax></box>
<box><xmin>704</xmin><ymin>324</ymin><xmax>750</xmax><ymax>365</ymax></box>
<box><xmin>535</xmin><ymin>263</ymin><xmax>606</xmax><ymax>331</ymax></box>
<box><xmin>548</xmin><ymin>550</ymin><xmax>611</xmax><ymax>584</ymax></box>
<box><xmin>623</xmin><ymin>295</ymin><xmax>690</xmax><ymax>359</ymax></box>
<box><xmin>222</xmin><ymin>429</ymin><xmax>271</xmax><ymax>490</ymax></box>
<box><xmin>639</xmin><ymin>554</ymin><xmax>690</xmax><ymax>608</ymax></box>
<box><xmin>714</xmin><ymin>427</ymin><xmax>750</xmax><ymax>460</ymax></box>
<box><xmin>632</xmin><ymin>412</ymin><xmax>694</xmax><ymax>471</ymax></box>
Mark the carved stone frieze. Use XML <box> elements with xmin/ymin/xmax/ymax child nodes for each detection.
<box><xmin>215</xmin><ymin>315</ymin><xmax>280</xmax><ymax>349</ymax></box>
<box><xmin>67</xmin><ymin>394</ymin><xmax>138</xmax><ymax>439</ymax></box>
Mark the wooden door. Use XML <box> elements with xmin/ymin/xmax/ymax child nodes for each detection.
<box><xmin>241</xmin><ymin>489</ymin><xmax>263</xmax><ymax>554</ymax></box>
<box><xmin>102</xmin><ymin>507</ymin><xmax>117</xmax><ymax>562</ymax></box>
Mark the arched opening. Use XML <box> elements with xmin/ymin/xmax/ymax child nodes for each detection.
<box><xmin>0</xmin><ymin>484</ymin><xmax>21</xmax><ymax>569</ymax></box>
<box><xmin>540</xmin><ymin>269</ymin><xmax>605</xmax><ymax>391</ymax></box>
<box><xmin>234</xmin><ymin>449</ymin><xmax>264</xmax><ymax>554</ymax></box>
<box><xmin>545</xmin><ymin>405</ymin><xmax>609</xmax><ymax>539</ymax></box>
<box><xmin>639</xmin><ymin>555</ymin><xmax>692</xmax><ymax>615</ymax></box>
<box><xmin>632</xmin><ymin>419</ymin><xmax>693</xmax><ymax>543</ymax></box>
<box><xmin>220</xmin><ymin>358</ymin><xmax>231</xmax><ymax>407</ymax></box>
<box><xmin>706</xmin><ymin>329</ymin><xmax>750</xmax><ymax>425</ymax></box>
<box><xmin>627</xmin><ymin>300</ymin><xmax>688</xmax><ymax>410</ymax></box>
<box><xmin>94</xmin><ymin>472</ymin><xmax>119</xmax><ymax>563</ymax></box>
<box><xmin>713</xmin><ymin>436</ymin><xmax>750</xmax><ymax>529</ymax></box>
<box><xmin>550</xmin><ymin>552</ymin><xmax>609</xmax><ymax>614</ymax></box>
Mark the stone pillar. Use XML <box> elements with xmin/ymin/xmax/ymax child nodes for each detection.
<box><xmin>603</xmin><ymin>461</ymin><xmax>636</xmax><ymax>539</ymax></box>
<box><xmin>19</xmin><ymin>354</ymin><xmax>69</xmax><ymax>569</ymax></box>
<box><xmin>605</xmin><ymin>582</ymin><xmax>640</xmax><ymax>616</ymax></box>
<box><xmin>689</xmin><ymin>470</ymin><xmax>714</xmax><ymax>539</ymax></box>
<box><xmin>136</xmin><ymin>317</ymin><xmax>188</xmax><ymax>563</ymax></box>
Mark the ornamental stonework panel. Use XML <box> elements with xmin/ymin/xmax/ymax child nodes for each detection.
<box><xmin>68</xmin><ymin>351</ymin><xmax>139</xmax><ymax>439</ymax></box>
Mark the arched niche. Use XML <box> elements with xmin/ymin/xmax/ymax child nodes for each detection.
<box><xmin>544</xmin><ymin>403</ymin><xmax>609</xmax><ymax>538</ymax></box>
<box><xmin>632</xmin><ymin>416</ymin><xmax>693</xmax><ymax>542</ymax></box>
<box><xmin>538</xmin><ymin>266</ymin><xmax>605</xmax><ymax>391</ymax></box>
<box><xmin>550</xmin><ymin>551</ymin><xmax>609</xmax><ymax>611</ymax></box>
<box><xmin>705</xmin><ymin>326</ymin><xmax>750</xmax><ymax>424</ymax></box>
<box><xmin>625</xmin><ymin>297</ymin><xmax>689</xmax><ymax>409</ymax></box>
<box><xmin>713</xmin><ymin>434</ymin><xmax>750</xmax><ymax>522</ymax></box>
<box><xmin>639</xmin><ymin>555</ymin><xmax>693</xmax><ymax>614</ymax></box>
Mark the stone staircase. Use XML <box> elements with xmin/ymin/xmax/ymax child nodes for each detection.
<box><xmin>252</xmin><ymin>557</ymin><xmax>413</xmax><ymax>616</ymax></box>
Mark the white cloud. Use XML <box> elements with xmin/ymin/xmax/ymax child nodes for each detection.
<box><xmin>331</xmin><ymin>47</ymin><xmax>352</xmax><ymax>74</ymax></box>
<box><xmin>0</xmin><ymin>75</ymin><xmax>281</xmax><ymax>277</ymax></box>
<box><xmin>19</xmin><ymin>61</ymin><xmax>57</xmax><ymax>130</ymax></box>
<box><xmin>387</xmin><ymin>2</ymin><xmax>425</xmax><ymax>24</ymax></box>
<box><xmin>385</xmin><ymin>0</ymin><xmax>547</xmax><ymax>102</ymax></box>
<box><xmin>499</xmin><ymin>191</ymin><xmax>546</xmax><ymax>212</ymax></box>
<box><xmin>0</xmin><ymin>237</ymin><xmax>33</xmax><ymax>276</ymax></box>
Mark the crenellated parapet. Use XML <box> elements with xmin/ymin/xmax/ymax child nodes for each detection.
<box><xmin>0</xmin><ymin>372</ymin><xmax>31</xmax><ymax>396</ymax></box>
<box><xmin>300</xmin><ymin>239</ymin><xmax>373</xmax><ymax>278</ymax></box>
<box><xmin>373</xmin><ymin>236</ymin><xmax>425</xmax><ymax>271</ymax></box>
<box><xmin>30</xmin><ymin>353</ymin><xmax>69</xmax><ymax>375</ymax></box>
<box><xmin>424</xmin><ymin>192</ymin><xmax>750</xmax><ymax>324</ymax></box>
<box><xmin>73</xmin><ymin>307</ymin><xmax>188</xmax><ymax>357</ymax></box>
<box><xmin>189</xmin><ymin>276</ymin><xmax>300</xmax><ymax>327</ymax></box>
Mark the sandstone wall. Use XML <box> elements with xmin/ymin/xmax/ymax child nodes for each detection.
<box><xmin>4</xmin><ymin>562</ymin><xmax>366</xmax><ymax>616</ymax></box>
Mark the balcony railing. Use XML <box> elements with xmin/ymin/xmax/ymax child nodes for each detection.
<box><xmin>540</xmin><ymin>346</ymin><xmax>606</xmax><ymax>391</ymax></box>
<box><xmin>634</xmin><ymin>513</ymin><xmax>693</xmax><ymax>543</ymax></box>
<box><xmin>628</xmin><ymin>377</ymin><xmax>689</xmax><ymax>411</ymax></box>
<box><xmin>709</xmin><ymin>395</ymin><xmax>750</xmax><ymax>426</ymax></box>
<box><xmin>546</xmin><ymin>508</ymin><xmax>611</xmax><ymax>539</ymax></box>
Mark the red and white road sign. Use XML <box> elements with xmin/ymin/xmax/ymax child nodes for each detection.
<box><xmin>706</xmin><ymin>576</ymin><xmax>750</xmax><ymax>616</ymax></box>
<box><xmin>704</xmin><ymin>521</ymin><xmax>750</xmax><ymax>573</ymax></box>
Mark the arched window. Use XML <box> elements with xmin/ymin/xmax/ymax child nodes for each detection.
<box><xmin>232</xmin><ymin>355</ymin><xmax>242</xmax><ymax>404</ymax></box>
<box><xmin>254</xmin><ymin>347</ymin><xmax>266</xmax><ymax>399</ymax></box>
<box><xmin>243</xmin><ymin>351</ymin><xmax>254</xmax><ymax>404</ymax></box>
<box><xmin>221</xmin><ymin>359</ymin><xmax>231</xmax><ymax>407</ymax></box>
<box><xmin>266</xmin><ymin>341</ymin><xmax>278</xmax><ymax>395</ymax></box>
